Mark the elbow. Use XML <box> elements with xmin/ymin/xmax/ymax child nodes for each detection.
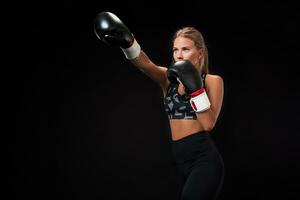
<box><xmin>196</xmin><ymin>110</ymin><xmax>218</xmax><ymax>131</ymax></box>
<box><xmin>203</xmin><ymin>121</ymin><xmax>215</xmax><ymax>132</ymax></box>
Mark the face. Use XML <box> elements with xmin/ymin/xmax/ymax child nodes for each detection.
<box><xmin>173</xmin><ymin>37</ymin><xmax>203</xmax><ymax>71</ymax></box>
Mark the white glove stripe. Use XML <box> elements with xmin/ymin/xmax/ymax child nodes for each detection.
<box><xmin>190</xmin><ymin>90</ymin><xmax>211</xmax><ymax>112</ymax></box>
<box><xmin>121</xmin><ymin>39</ymin><xmax>141</xmax><ymax>59</ymax></box>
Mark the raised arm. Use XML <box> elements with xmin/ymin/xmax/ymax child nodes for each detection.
<box><xmin>94</xmin><ymin>12</ymin><xmax>168</xmax><ymax>89</ymax></box>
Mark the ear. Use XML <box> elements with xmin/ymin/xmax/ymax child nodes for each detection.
<box><xmin>198</xmin><ymin>48</ymin><xmax>204</xmax><ymax>59</ymax></box>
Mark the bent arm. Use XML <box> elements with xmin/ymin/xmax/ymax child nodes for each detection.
<box><xmin>130</xmin><ymin>50</ymin><xmax>169</xmax><ymax>89</ymax></box>
<box><xmin>196</xmin><ymin>75</ymin><xmax>224</xmax><ymax>131</ymax></box>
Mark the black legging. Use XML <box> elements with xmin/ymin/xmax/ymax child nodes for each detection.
<box><xmin>171</xmin><ymin>131</ymin><xmax>224</xmax><ymax>200</ymax></box>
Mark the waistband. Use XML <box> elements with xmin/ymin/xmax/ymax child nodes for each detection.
<box><xmin>172</xmin><ymin>131</ymin><xmax>209</xmax><ymax>144</ymax></box>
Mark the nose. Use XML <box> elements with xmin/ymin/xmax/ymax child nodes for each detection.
<box><xmin>175</xmin><ymin>50</ymin><xmax>183</xmax><ymax>60</ymax></box>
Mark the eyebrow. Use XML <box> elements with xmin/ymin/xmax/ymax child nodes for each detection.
<box><xmin>173</xmin><ymin>46</ymin><xmax>192</xmax><ymax>50</ymax></box>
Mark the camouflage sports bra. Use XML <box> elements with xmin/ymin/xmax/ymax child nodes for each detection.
<box><xmin>164</xmin><ymin>73</ymin><xmax>206</xmax><ymax>120</ymax></box>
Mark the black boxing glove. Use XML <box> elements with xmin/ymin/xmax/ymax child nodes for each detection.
<box><xmin>167</xmin><ymin>60</ymin><xmax>211</xmax><ymax>112</ymax></box>
<box><xmin>94</xmin><ymin>11</ymin><xmax>141</xmax><ymax>59</ymax></box>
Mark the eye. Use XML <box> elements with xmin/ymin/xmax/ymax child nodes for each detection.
<box><xmin>182</xmin><ymin>47</ymin><xmax>190</xmax><ymax>52</ymax></box>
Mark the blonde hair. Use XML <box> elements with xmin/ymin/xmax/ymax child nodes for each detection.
<box><xmin>173</xmin><ymin>27</ymin><xmax>209</xmax><ymax>74</ymax></box>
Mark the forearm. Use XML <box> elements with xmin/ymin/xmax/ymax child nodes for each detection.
<box><xmin>196</xmin><ymin>109</ymin><xmax>217</xmax><ymax>131</ymax></box>
<box><xmin>130</xmin><ymin>51</ymin><xmax>167</xmax><ymax>85</ymax></box>
<box><xmin>130</xmin><ymin>50</ymin><xmax>154</xmax><ymax>71</ymax></box>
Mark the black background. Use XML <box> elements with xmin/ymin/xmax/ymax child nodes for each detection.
<box><xmin>8</xmin><ymin>1</ymin><xmax>300</xmax><ymax>199</ymax></box>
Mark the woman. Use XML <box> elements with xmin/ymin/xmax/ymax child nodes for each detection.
<box><xmin>94</xmin><ymin>12</ymin><xmax>225</xmax><ymax>200</ymax></box>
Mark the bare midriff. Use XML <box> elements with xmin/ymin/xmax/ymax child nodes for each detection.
<box><xmin>169</xmin><ymin>119</ymin><xmax>205</xmax><ymax>141</ymax></box>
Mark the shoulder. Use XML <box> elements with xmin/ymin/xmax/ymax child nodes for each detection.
<box><xmin>205</xmin><ymin>74</ymin><xmax>224</xmax><ymax>92</ymax></box>
<box><xmin>205</xmin><ymin>74</ymin><xmax>223</xmax><ymax>85</ymax></box>
<box><xmin>205</xmin><ymin>74</ymin><xmax>223</xmax><ymax>81</ymax></box>
<box><xmin>157</xmin><ymin>66</ymin><xmax>170</xmax><ymax>96</ymax></box>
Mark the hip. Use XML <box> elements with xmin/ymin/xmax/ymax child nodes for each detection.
<box><xmin>171</xmin><ymin>131</ymin><xmax>223</xmax><ymax>165</ymax></box>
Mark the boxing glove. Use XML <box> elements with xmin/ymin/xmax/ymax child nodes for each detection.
<box><xmin>94</xmin><ymin>11</ymin><xmax>140</xmax><ymax>59</ymax></box>
<box><xmin>167</xmin><ymin>60</ymin><xmax>211</xmax><ymax>112</ymax></box>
